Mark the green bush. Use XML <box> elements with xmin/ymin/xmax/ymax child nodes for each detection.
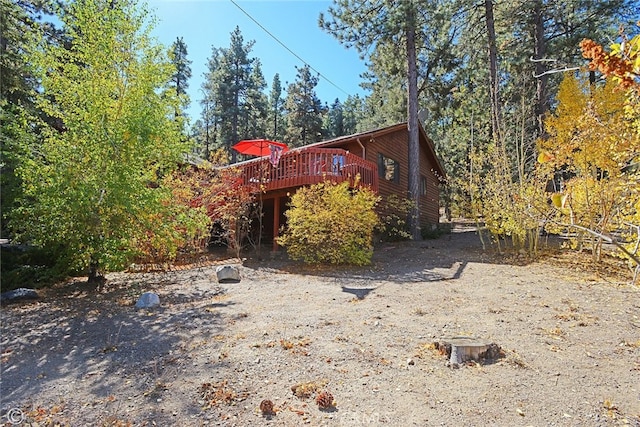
<box><xmin>375</xmin><ymin>195</ymin><xmax>414</xmax><ymax>242</ymax></box>
<box><xmin>1</xmin><ymin>244</ymin><xmax>68</xmax><ymax>292</ymax></box>
<box><xmin>277</xmin><ymin>181</ymin><xmax>379</xmax><ymax>265</ymax></box>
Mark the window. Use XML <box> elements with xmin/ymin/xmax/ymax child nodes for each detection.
<box><xmin>378</xmin><ymin>153</ymin><xmax>400</xmax><ymax>183</ymax></box>
<box><xmin>420</xmin><ymin>175</ymin><xmax>427</xmax><ymax>196</ymax></box>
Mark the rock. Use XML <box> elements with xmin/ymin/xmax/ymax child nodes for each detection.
<box><xmin>1</xmin><ymin>288</ymin><xmax>39</xmax><ymax>304</ymax></box>
<box><xmin>135</xmin><ymin>292</ymin><xmax>160</xmax><ymax>309</ymax></box>
<box><xmin>216</xmin><ymin>265</ymin><xmax>240</xmax><ymax>283</ymax></box>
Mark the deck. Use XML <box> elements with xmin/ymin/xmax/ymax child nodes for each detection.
<box><xmin>235</xmin><ymin>147</ymin><xmax>379</xmax><ymax>193</ymax></box>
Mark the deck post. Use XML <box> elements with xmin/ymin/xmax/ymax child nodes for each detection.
<box><xmin>272</xmin><ymin>196</ymin><xmax>280</xmax><ymax>252</ymax></box>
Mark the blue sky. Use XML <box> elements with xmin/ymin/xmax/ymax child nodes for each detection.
<box><xmin>147</xmin><ymin>0</ymin><xmax>369</xmax><ymax>121</ymax></box>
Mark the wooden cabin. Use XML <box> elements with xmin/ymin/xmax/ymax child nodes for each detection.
<box><xmin>231</xmin><ymin>121</ymin><xmax>446</xmax><ymax>248</ymax></box>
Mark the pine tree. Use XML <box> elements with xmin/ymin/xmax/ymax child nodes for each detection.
<box><xmin>169</xmin><ymin>36</ymin><xmax>192</xmax><ymax>116</ymax></box>
<box><xmin>200</xmin><ymin>50</ymin><xmax>221</xmax><ymax>157</ymax></box>
<box><xmin>427</xmin><ymin>0</ymin><xmax>640</xmax><ymax>218</ymax></box>
<box><xmin>202</xmin><ymin>27</ymin><xmax>267</xmax><ymax>162</ymax></box>
<box><xmin>326</xmin><ymin>98</ymin><xmax>344</xmax><ymax>138</ymax></box>
<box><xmin>241</xmin><ymin>59</ymin><xmax>268</xmax><ymax>140</ymax></box>
<box><xmin>169</xmin><ymin>37</ymin><xmax>191</xmax><ymax>96</ymax></box>
<box><xmin>268</xmin><ymin>73</ymin><xmax>285</xmax><ymax>141</ymax></box>
<box><xmin>0</xmin><ymin>0</ymin><xmax>63</xmax><ymax>107</ymax></box>
<box><xmin>284</xmin><ymin>65</ymin><xmax>326</xmax><ymax>147</ymax></box>
<box><xmin>342</xmin><ymin>94</ymin><xmax>366</xmax><ymax>134</ymax></box>
<box><xmin>321</xmin><ymin>0</ymin><xmax>459</xmax><ymax>238</ymax></box>
<box><xmin>359</xmin><ymin>43</ymin><xmax>407</xmax><ymax>129</ymax></box>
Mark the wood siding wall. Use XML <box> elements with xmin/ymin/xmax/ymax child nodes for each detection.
<box><xmin>331</xmin><ymin>129</ymin><xmax>441</xmax><ymax>226</ymax></box>
<box><xmin>419</xmin><ymin>146</ymin><xmax>441</xmax><ymax>226</ymax></box>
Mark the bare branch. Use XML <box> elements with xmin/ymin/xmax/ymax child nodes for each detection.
<box><xmin>529</xmin><ymin>56</ymin><xmax>561</xmax><ymax>63</ymax></box>
<box><xmin>533</xmin><ymin>67</ymin><xmax>580</xmax><ymax>78</ymax></box>
<box><xmin>558</xmin><ymin>223</ymin><xmax>640</xmax><ymax>268</ymax></box>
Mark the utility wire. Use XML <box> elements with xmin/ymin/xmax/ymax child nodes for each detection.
<box><xmin>229</xmin><ymin>0</ymin><xmax>350</xmax><ymax>97</ymax></box>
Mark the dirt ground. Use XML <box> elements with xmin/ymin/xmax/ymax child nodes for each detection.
<box><xmin>1</xmin><ymin>223</ymin><xmax>639</xmax><ymax>426</ymax></box>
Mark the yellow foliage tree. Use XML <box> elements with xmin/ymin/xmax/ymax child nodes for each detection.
<box><xmin>538</xmin><ymin>73</ymin><xmax>640</xmax><ymax>262</ymax></box>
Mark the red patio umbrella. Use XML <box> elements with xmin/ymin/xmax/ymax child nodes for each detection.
<box><xmin>232</xmin><ymin>139</ymin><xmax>288</xmax><ymax>157</ymax></box>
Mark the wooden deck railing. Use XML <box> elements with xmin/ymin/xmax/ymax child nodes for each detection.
<box><xmin>234</xmin><ymin>147</ymin><xmax>378</xmax><ymax>193</ymax></box>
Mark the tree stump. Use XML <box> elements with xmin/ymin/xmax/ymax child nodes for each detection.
<box><xmin>434</xmin><ymin>337</ymin><xmax>502</xmax><ymax>367</ymax></box>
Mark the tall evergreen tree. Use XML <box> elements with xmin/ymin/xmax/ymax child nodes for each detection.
<box><xmin>0</xmin><ymin>0</ymin><xmax>64</xmax><ymax>107</ymax></box>
<box><xmin>484</xmin><ymin>0</ymin><xmax>502</xmax><ymax>146</ymax></box>
<box><xmin>202</xmin><ymin>27</ymin><xmax>267</xmax><ymax>162</ymax></box>
<box><xmin>284</xmin><ymin>65</ymin><xmax>326</xmax><ymax>147</ymax></box>
<box><xmin>321</xmin><ymin>0</ymin><xmax>459</xmax><ymax>238</ymax></box>
<box><xmin>494</xmin><ymin>0</ymin><xmax>639</xmax><ymax>156</ymax></box>
<box><xmin>169</xmin><ymin>36</ymin><xmax>192</xmax><ymax>112</ymax></box>
<box><xmin>200</xmin><ymin>49</ymin><xmax>222</xmax><ymax>157</ymax></box>
<box><xmin>358</xmin><ymin>43</ymin><xmax>407</xmax><ymax>129</ymax></box>
<box><xmin>241</xmin><ymin>59</ymin><xmax>268</xmax><ymax>140</ymax></box>
<box><xmin>168</xmin><ymin>36</ymin><xmax>192</xmax><ymax>126</ymax></box>
<box><xmin>421</xmin><ymin>0</ymin><xmax>639</xmax><ymax>216</ymax></box>
<box><xmin>169</xmin><ymin>37</ymin><xmax>191</xmax><ymax>96</ymax></box>
<box><xmin>326</xmin><ymin>98</ymin><xmax>345</xmax><ymax>138</ymax></box>
<box><xmin>342</xmin><ymin>94</ymin><xmax>366</xmax><ymax>134</ymax></box>
<box><xmin>268</xmin><ymin>73</ymin><xmax>285</xmax><ymax>141</ymax></box>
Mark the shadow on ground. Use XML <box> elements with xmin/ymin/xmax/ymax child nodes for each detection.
<box><xmin>0</xmin><ymin>270</ymin><xmax>229</xmax><ymax>423</ymax></box>
<box><xmin>241</xmin><ymin>222</ymin><xmax>536</xmax><ymax>285</ymax></box>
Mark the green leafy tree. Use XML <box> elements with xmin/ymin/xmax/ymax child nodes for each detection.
<box><xmin>12</xmin><ymin>0</ymin><xmax>197</xmax><ymax>282</ymax></box>
<box><xmin>284</xmin><ymin>64</ymin><xmax>327</xmax><ymax>147</ymax></box>
<box><xmin>277</xmin><ymin>180</ymin><xmax>379</xmax><ymax>265</ymax></box>
<box><xmin>1</xmin><ymin>0</ymin><xmax>65</xmax><ymax>238</ymax></box>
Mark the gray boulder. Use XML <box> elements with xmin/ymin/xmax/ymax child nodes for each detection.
<box><xmin>216</xmin><ymin>265</ymin><xmax>241</xmax><ymax>283</ymax></box>
<box><xmin>0</xmin><ymin>288</ymin><xmax>38</xmax><ymax>304</ymax></box>
<box><xmin>135</xmin><ymin>292</ymin><xmax>160</xmax><ymax>309</ymax></box>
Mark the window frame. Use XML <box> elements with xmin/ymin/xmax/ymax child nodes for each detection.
<box><xmin>420</xmin><ymin>175</ymin><xmax>427</xmax><ymax>196</ymax></box>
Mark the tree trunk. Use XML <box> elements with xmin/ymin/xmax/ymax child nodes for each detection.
<box><xmin>273</xmin><ymin>98</ymin><xmax>279</xmax><ymax>139</ymax></box>
<box><xmin>533</xmin><ymin>0</ymin><xmax>547</xmax><ymax>139</ymax></box>
<box><xmin>231</xmin><ymin>71</ymin><xmax>240</xmax><ymax>163</ymax></box>
<box><xmin>406</xmin><ymin>7</ymin><xmax>421</xmax><ymax>240</ymax></box>
<box><xmin>485</xmin><ymin>0</ymin><xmax>502</xmax><ymax>145</ymax></box>
<box><xmin>87</xmin><ymin>257</ymin><xmax>105</xmax><ymax>284</ymax></box>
